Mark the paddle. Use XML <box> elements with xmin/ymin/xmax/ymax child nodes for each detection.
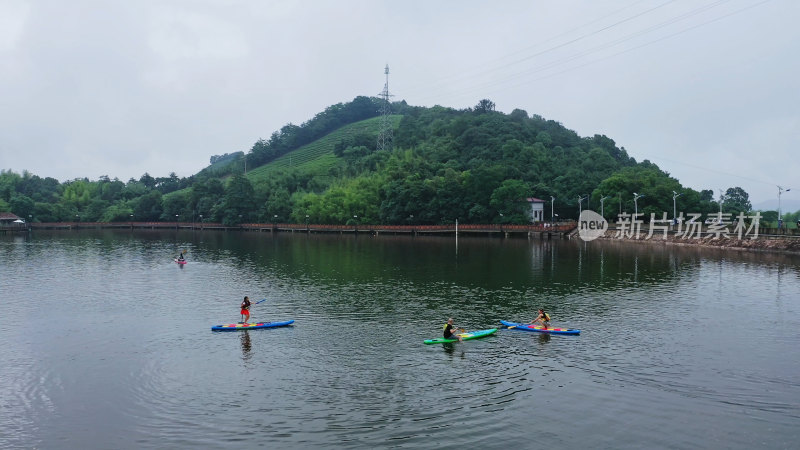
<box><xmin>255</xmin><ymin>298</ymin><xmax>267</xmax><ymax>305</ymax></box>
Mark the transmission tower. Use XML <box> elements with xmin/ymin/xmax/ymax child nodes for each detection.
<box><xmin>377</xmin><ymin>64</ymin><xmax>393</xmax><ymax>151</ymax></box>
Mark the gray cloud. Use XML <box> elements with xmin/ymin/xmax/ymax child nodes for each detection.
<box><xmin>1</xmin><ymin>0</ymin><xmax>797</xmax><ymax>207</ymax></box>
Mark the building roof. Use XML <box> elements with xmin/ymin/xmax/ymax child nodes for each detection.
<box><xmin>0</xmin><ymin>212</ymin><xmax>22</xmax><ymax>220</ymax></box>
<box><xmin>526</xmin><ymin>197</ymin><xmax>546</xmax><ymax>203</ymax></box>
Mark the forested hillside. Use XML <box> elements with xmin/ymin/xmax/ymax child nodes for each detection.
<box><xmin>2</xmin><ymin>97</ymin><xmax>770</xmax><ymax>226</ymax></box>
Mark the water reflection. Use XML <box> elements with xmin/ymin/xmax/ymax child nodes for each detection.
<box><xmin>240</xmin><ymin>331</ymin><xmax>252</xmax><ymax>361</ymax></box>
<box><xmin>441</xmin><ymin>342</ymin><xmax>465</xmax><ymax>358</ymax></box>
<box><xmin>536</xmin><ymin>333</ymin><xmax>551</xmax><ymax>345</ymax></box>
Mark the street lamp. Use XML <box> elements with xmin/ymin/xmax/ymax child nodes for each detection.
<box><xmin>175</xmin><ymin>214</ymin><xmax>179</xmax><ymax>230</ymax></box>
<box><xmin>578</xmin><ymin>195</ymin><xmax>587</xmax><ymax>217</ymax></box>
<box><xmin>305</xmin><ymin>214</ymin><xmax>309</xmax><ymax>230</ymax></box>
<box><xmin>633</xmin><ymin>193</ymin><xmax>644</xmax><ymax>218</ymax></box>
<box><xmin>672</xmin><ymin>191</ymin><xmax>682</xmax><ymax>224</ymax></box>
<box><xmin>717</xmin><ymin>189</ymin><xmax>725</xmax><ymax>221</ymax></box>
<box><xmin>550</xmin><ymin>196</ymin><xmax>555</xmax><ymax>223</ymax></box>
<box><xmin>778</xmin><ymin>186</ymin><xmax>791</xmax><ymax>229</ymax></box>
<box><xmin>600</xmin><ymin>196</ymin><xmax>610</xmax><ymax>219</ymax></box>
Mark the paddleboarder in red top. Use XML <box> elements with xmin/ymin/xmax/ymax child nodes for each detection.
<box><xmin>240</xmin><ymin>296</ymin><xmax>251</xmax><ymax>324</ymax></box>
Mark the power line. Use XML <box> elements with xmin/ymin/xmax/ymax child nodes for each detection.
<box><xmin>425</xmin><ymin>0</ymin><xmax>771</xmax><ymax>106</ymax></box>
<box><xmin>403</xmin><ymin>0</ymin><xmax>679</xmax><ymax>97</ymax></box>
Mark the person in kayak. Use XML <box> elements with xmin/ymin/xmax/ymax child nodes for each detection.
<box><xmin>530</xmin><ymin>309</ymin><xmax>551</xmax><ymax>329</ymax></box>
<box><xmin>443</xmin><ymin>318</ymin><xmax>463</xmax><ymax>342</ymax></box>
<box><xmin>240</xmin><ymin>296</ymin><xmax>251</xmax><ymax>324</ymax></box>
<box><xmin>177</xmin><ymin>252</ymin><xmax>185</xmax><ymax>262</ymax></box>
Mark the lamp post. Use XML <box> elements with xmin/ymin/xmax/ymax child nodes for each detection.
<box><xmin>175</xmin><ymin>214</ymin><xmax>179</xmax><ymax>230</ymax></box>
<box><xmin>600</xmin><ymin>196</ymin><xmax>610</xmax><ymax>219</ymax></box>
<box><xmin>778</xmin><ymin>186</ymin><xmax>791</xmax><ymax>230</ymax></box>
<box><xmin>717</xmin><ymin>189</ymin><xmax>725</xmax><ymax>221</ymax></box>
<box><xmin>273</xmin><ymin>214</ymin><xmax>278</xmax><ymax>231</ymax></box>
<box><xmin>633</xmin><ymin>193</ymin><xmax>644</xmax><ymax>218</ymax></box>
<box><xmin>578</xmin><ymin>195</ymin><xmax>587</xmax><ymax>217</ymax></box>
<box><xmin>672</xmin><ymin>191</ymin><xmax>682</xmax><ymax>225</ymax></box>
<box><xmin>353</xmin><ymin>215</ymin><xmax>358</xmax><ymax>233</ymax></box>
<box><xmin>550</xmin><ymin>196</ymin><xmax>555</xmax><ymax>223</ymax></box>
<box><xmin>199</xmin><ymin>214</ymin><xmax>203</xmax><ymax>231</ymax></box>
<box><xmin>305</xmin><ymin>214</ymin><xmax>309</xmax><ymax>232</ymax></box>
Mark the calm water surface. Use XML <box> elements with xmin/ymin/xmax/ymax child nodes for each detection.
<box><xmin>1</xmin><ymin>230</ymin><xmax>799</xmax><ymax>449</ymax></box>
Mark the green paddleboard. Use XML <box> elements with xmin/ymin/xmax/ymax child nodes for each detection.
<box><xmin>424</xmin><ymin>328</ymin><xmax>498</xmax><ymax>344</ymax></box>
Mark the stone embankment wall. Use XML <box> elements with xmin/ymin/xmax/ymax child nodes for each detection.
<box><xmin>598</xmin><ymin>228</ymin><xmax>800</xmax><ymax>254</ymax></box>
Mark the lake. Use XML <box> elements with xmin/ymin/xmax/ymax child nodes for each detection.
<box><xmin>1</xmin><ymin>230</ymin><xmax>799</xmax><ymax>449</ymax></box>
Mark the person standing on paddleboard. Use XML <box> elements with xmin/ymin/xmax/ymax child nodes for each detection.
<box><xmin>443</xmin><ymin>318</ymin><xmax>463</xmax><ymax>342</ymax></box>
<box><xmin>240</xmin><ymin>296</ymin><xmax>252</xmax><ymax>324</ymax></box>
<box><xmin>530</xmin><ymin>309</ymin><xmax>550</xmax><ymax>329</ymax></box>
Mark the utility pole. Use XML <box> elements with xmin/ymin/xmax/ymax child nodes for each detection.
<box><xmin>600</xmin><ymin>196</ymin><xmax>610</xmax><ymax>219</ymax></box>
<box><xmin>633</xmin><ymin>193</ymin><xmax>644</xmax><ymax>218</ymax></box>
<box><xmin>672</xmin><ymin>190</ymin><xmax>682</xmax><ymax>225</ymax></box>
<box><xmin>778</xmin><ymin>185</ymin><xmax>791</xmax><ymax>230</ymax></box>
<box><xmin>377</xmin><ymin>64</ymin><xmax>394</xmax><ymax>151</ymax></box>
<box><xmin>578</xmin><ymin>195</ymin><xmax>587</xmax><ymax>217</ymax></box>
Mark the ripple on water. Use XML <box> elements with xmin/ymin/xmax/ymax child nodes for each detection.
<box><xmin>3</xmin><ymin>233</ymin><xmax>800</xmax><ymax>448</ymax></box>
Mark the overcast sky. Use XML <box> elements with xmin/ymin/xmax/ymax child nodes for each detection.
<box><xmin>1</xmin><ymin>0</ymin><xmax>797</xmax><ymax>207</ymax></box>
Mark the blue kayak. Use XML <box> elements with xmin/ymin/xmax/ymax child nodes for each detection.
<box><xmin>211</xmin><ymin>320</ymin><xmax>294</xmax><ymax>331</ymax></box>
<box><xmin>500</xmin><ymin>320</ymin><xmax>580</xmax><ymax>335</ymax></box>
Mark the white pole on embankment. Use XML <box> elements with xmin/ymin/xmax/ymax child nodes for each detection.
<box><xmin>455</xmin><ymin>218</ymin><xmax>458</xmax><ymax>254</ymax></box>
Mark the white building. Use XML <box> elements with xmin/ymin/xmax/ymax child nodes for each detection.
<box><xmin>526</xmin><ymin>197</ymin><xmax>545</xmax><ymax>223</ymax></box>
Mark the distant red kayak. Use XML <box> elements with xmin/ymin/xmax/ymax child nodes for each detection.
<box><xmin>174</xmin><ymin>259</ymin><xmax>187</xmax><ymax>265</ymax></box>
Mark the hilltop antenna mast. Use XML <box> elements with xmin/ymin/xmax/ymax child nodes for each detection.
<box><xmin>377</xmin><ymin>64</ymin><xmax>393</xmax><ymax>151</ymax></box>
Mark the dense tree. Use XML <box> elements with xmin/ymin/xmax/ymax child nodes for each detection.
<box><xmin>490</xmin><ymin>179</ymin><xmax>531</xmax><ymax>223</ymax></box>
<box><xmin>723</xmin><ymin>186</ymin><xmax>752</xmax><ymax>214</ymax></box>
<box><xmin>220</xmin><ymin>175</ymin><xmax>255</xmax><ymax>225</ymax></box>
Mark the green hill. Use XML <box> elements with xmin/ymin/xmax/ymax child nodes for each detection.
<box><xmin>5</xmin><ymin>97</ymin><xmax>740</xmax><ymax>227</ymax></box>
<box><xmin>245</xmin><ymin>115</ymin><xmax>401</xmax><ymax>186</ymax></box>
